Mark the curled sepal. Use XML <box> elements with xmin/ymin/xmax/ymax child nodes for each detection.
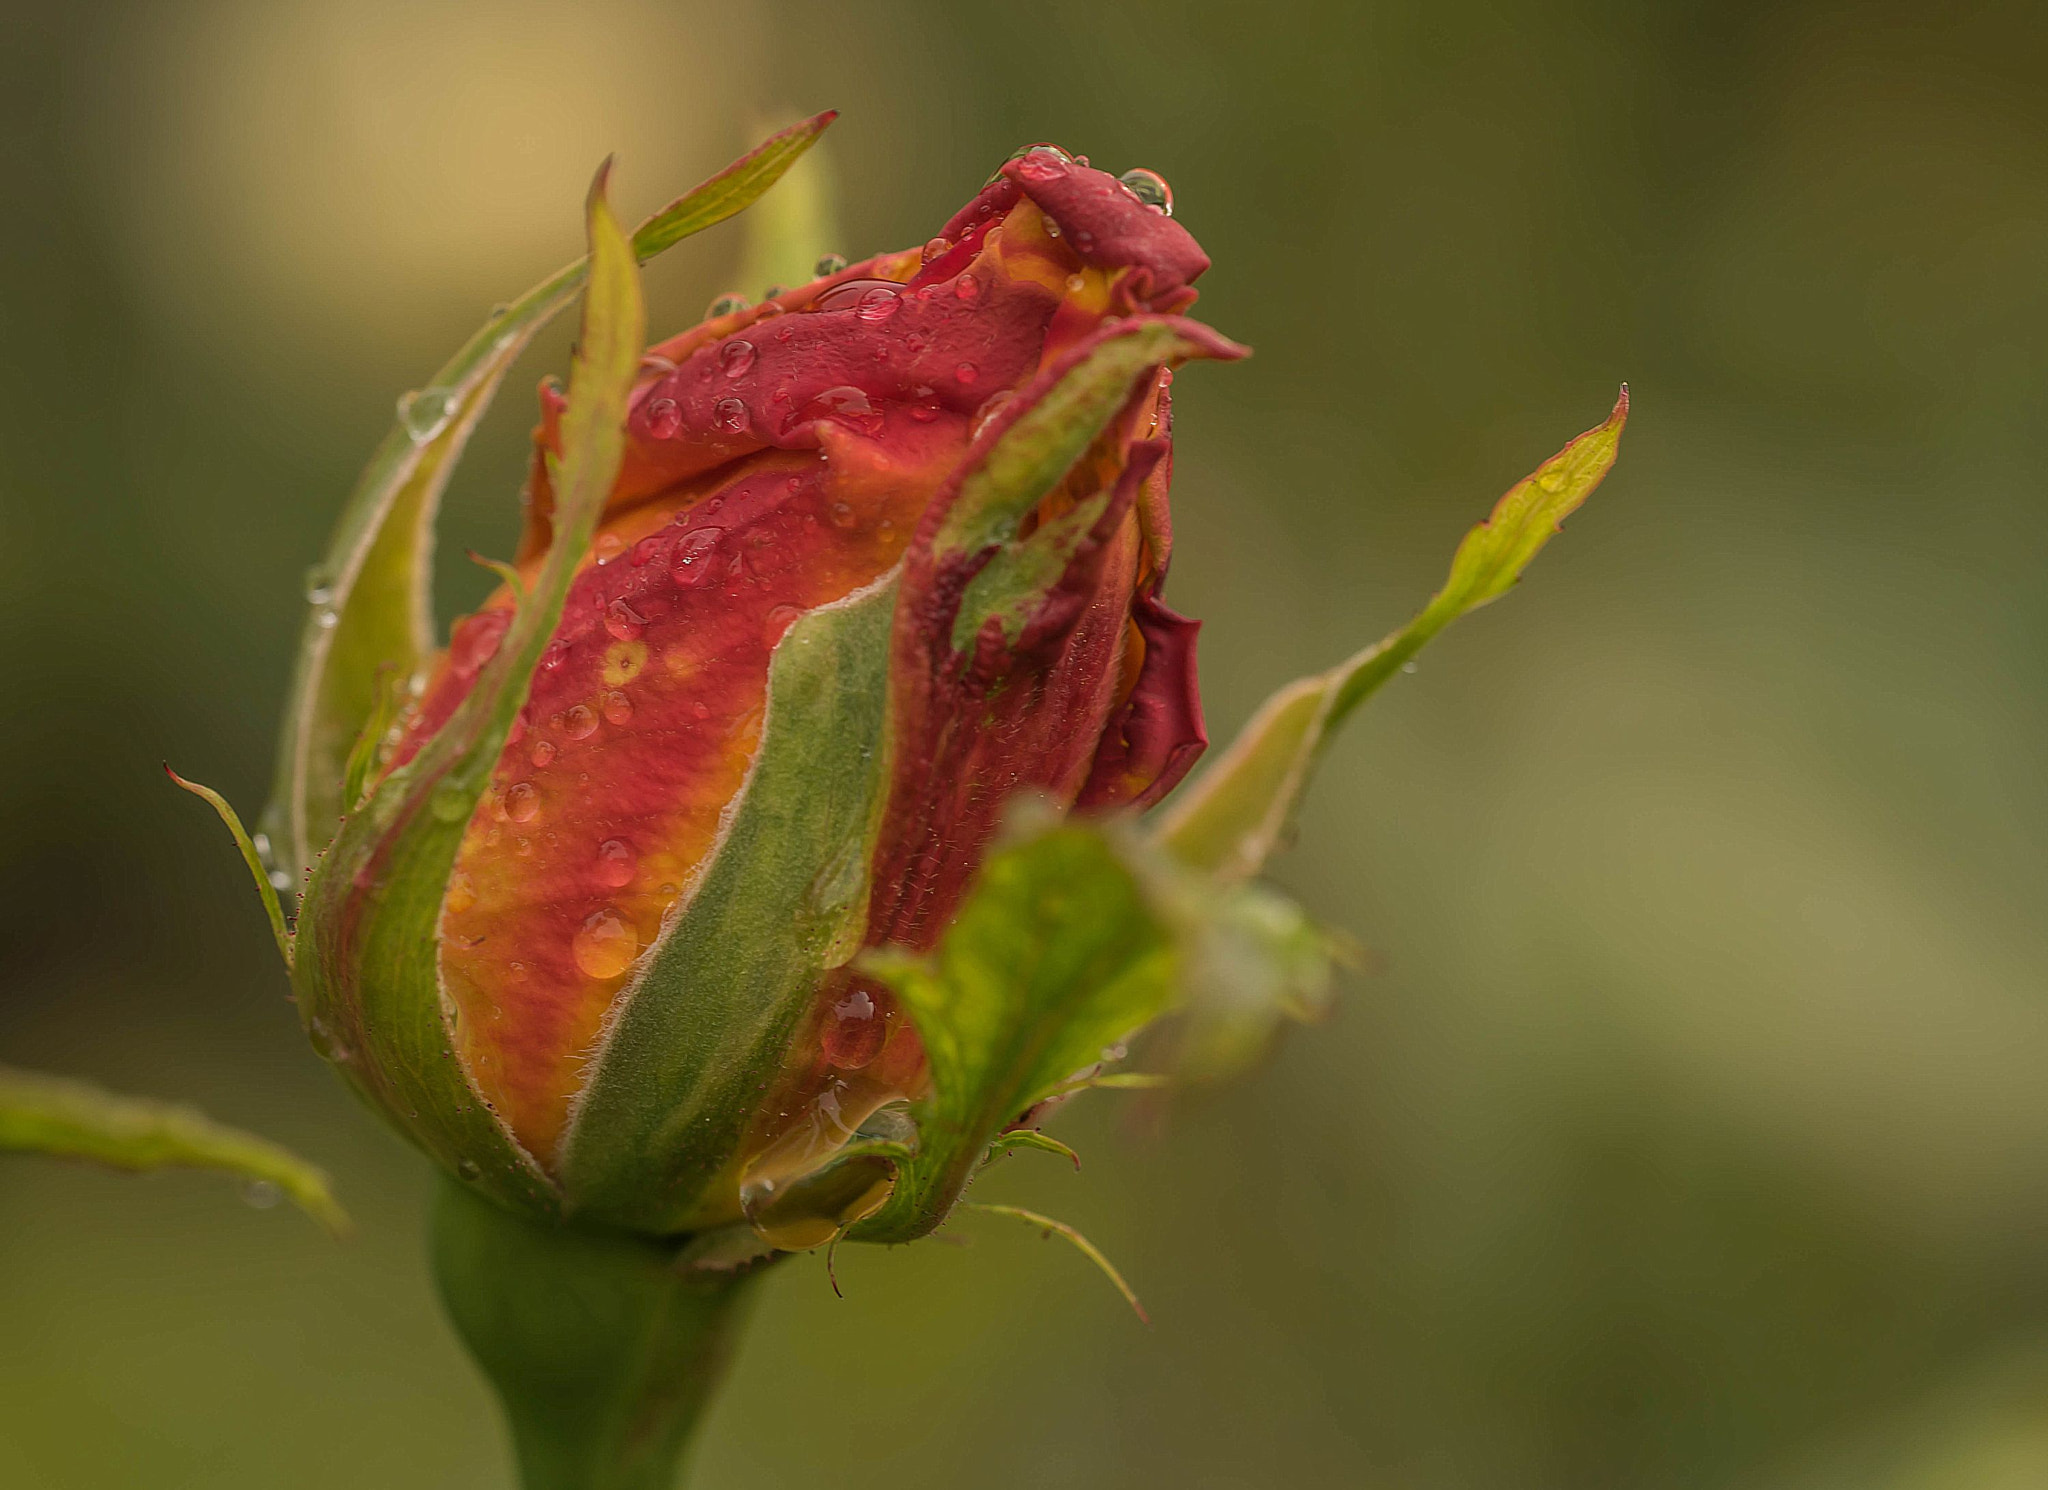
<box><xmin>166</xmin><ymin>767</ymin><xmax>293</xmax><ymax>970</ymax></box>
<box><xmin>293</xmin><ymin>168</ymin><xmax>646</xmax><ymax>1219</ymax></box>
<box><xmin>1157</xmin><ymin>388</ymin><xmax>1629</xmax><ymax>882</ymax></box>
<box><xmin>262</xmin><ymin>114</ymin><xmax>835</xmax><ymax>881</ymax></box>
<box><xmin>0</xmin><ymin>1065</ymin><xmax>346</xmax><ymax>1233</ymax></box>
<box><xmin>960</xmin><ymin>1202</ymin><xmax>1146</xmax><ymax>1322</ymax></box>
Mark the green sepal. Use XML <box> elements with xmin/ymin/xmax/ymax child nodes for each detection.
<box><xmin>950</xmin><ymin>492</ymin><xmax>1111</xmax><ymax>653</ymax></box>
<box><xmin>262</xmin><ymin>114</ymin><xmax>835</xmax><ymax>883</ymax></box>
<box><xmin>0</xmin><ymin>1065</ymin><xmax>346</xmax><ymax>1233</ymax></box>
<box><xmin>932</xmin><ymin>320</ymin><xmax>1230</xmax><ymax>562</ymax></box>
<box><xmin>1158</xmin><ymin>389</ymin><xmax>1628</xmax><ymax>882</ymax></box>
<box><xmin>558</xmin><ymin>573</ymin><xmax>899</xmax><ymax>1232</ymax></box>
<box><xmin>431</xmin><ymin>1177</ymin><xmax>771</xmax><ymax>1490</ymax></box>
<box><xmin>295</xmin><ymin>169</ymin><xmax>645</xmax><ymax>1219</ymax></box>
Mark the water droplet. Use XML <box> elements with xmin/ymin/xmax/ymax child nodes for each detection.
<box><xmin>1536</xmin><ymin>467</ymin><xmax>1569</xmax><ymax>494</ymax></box>
<box><xmin>827</xmin><ymin>500</ymin><xmax>858</xmax><ymax>530</ymax></box>
<box><xmin>303</xmin><ymin>565</ymin><xmax>335</xmax><ymax>605</ymax></box>
<box><xmin>593</xmin><ymin>533</ymin><xmax>626</xmax><ymax>564</ymax></box>
<box><xmin>564</xmin><ymin>704</ymin><xmax>599</xmax><ymax>740</ymax></box>
<box><xmin>972</xmin><ymin>390</ymin><xmax>1014</xmax><ymax>439</ymax></box>
<box><xmin>762</xmin><ymin>284</ymin><xmax>787</xmax><ymax>301</ymax></box>
<box><xmin>628</xmin><ymin>536</ymin><xmax>663</xmax><ymax>567</ymax></box>
<box><xmin>644</xmin><ymin>398</ymin><xmax>682</xmax><ymax>439</ymax></box>
<box><xmin>1065</xmin><ymin>272</ymin><xmax>1087</xmax><ymax>293</ymax></box>
<box><xmin>708</xmin><ymin>293</ymin><xmax>751</xmax><ymax>318</ymax></box>
<box><xmin>922</xmin><ymin>235</ymin><xmax>950</xmax><ymax>264</ymax></box>
<box><xmin>1015</xmin><ymin>149</ymin><xmax>1067</xmax><ymax>184</ymax></box>
<box><xmin>604</xmin><ymin>598</ymin><xmax>647</xmax><ymax>641</ymax></box>
<box><xmin>813</xmin><ymin>253</ymin><xmax>848</xmax><ymax>277</ymax></box>
<box><xmin>267</xmin><ymin>868</ymin><xmax>294</xmax><ymax>891</ymax></box>
<box><xmin>719</xmin><ymin>339</ymin><xmax>757</xmax><ymax>379</ymax></box>
<box><xmin>595</xmin><ymin>838</ymin><xmax>637</xmax><ymax>888</ymax></box>
<box><xmin>853</xmin><ymin>285</ymin><xmax>900</xmax><ymax>323</ymax></box>
<box><xmin>713</xmin><ymin>397</ymin><xmax>749</xmax><ymax>434</ymax></box>
<box><xmin>1401</xmin><ymin>660</ymin><xmax>1419</xmax><ymax>674</ymax></box>
<box><xmin>763</xmin><ymin>604</ymin><xmax>802</xmax><ymax>647</ymax></box>
<box><xmin>241</xmin><ymin>1179</ymin><xmax>281</xmax><ymax>1210</ymax></box>
<box><xmin>670</xmin><ymin>527</ymin><xmax>724</xmax><ymax>586</ymax></box>
<box><xmin>530</xmin><ymin>739</ymin><xmax>557</xmax><ymax>768</ymax></box>
<box><xmin>954</xmin><ymin>273</ymin><xmax>982</xmax><ymax>303</ymax></box>
<box><xmin>1118</xmin><ymin>167</ymin><xmax>1174</xmax><ymax>215</ymax></box>
<box><xmin>456</xmin><ymin>1158</ymin><xmax>482</xmax><ymax>1181</ymax></box>
<box><xmin>1042</xmin><ymin>217</ymin><xmax>1062</xmax><ymax>239</ymax></box>
<box><xmin>822</xmin><ymin>984</ymin><xmax>885</xmax><ymax>1070</ymax></box>
<box><xmin>690</xmin><ymin>702</ymin><xmax>711</xmax><ymax>721</ymax></box>
<box><xmin>572</xmin><ymin>908</ymin><xmax>639</xmax><ymax>979</ymax></box>
<box><xmin>313</xmin><ymin>606</ymin><xmax>339</xmax><ymax>630</ymax></box>
<box><xmin>601</xmin><ymin>690</ymin><xmax>633</xmax><ymax>725</ymax></box>
<box><xmin>541</xmin><ymin>639</ymin><xmax>570</xmax><ymax>672</ymax></box>
<box><xmin>800</xmin><ymin>385</ymin><xmax>881</xmax><ymax>433</ymax></box>
<box><xmin>397</xmin><ymin>387</ymin><xmax>455</xmax><ymax>442</ymax></box>
<box><xmin>504</xmin><ymin>782</ymin><xmax>540</xmax><ymax>823</ymax></box>
<box><xmin>955</xmin><ymin>361</ymin><xmax>979</xmax><ymax>386</ymax></box>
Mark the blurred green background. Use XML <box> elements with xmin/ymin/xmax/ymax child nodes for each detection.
<box><xmin>5</xmin><ymin>0</ymin><xmax>2048</xmax><ymax>1486</ymax></box>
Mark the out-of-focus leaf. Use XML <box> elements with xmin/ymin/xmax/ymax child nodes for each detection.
<box><xmin>1157</xmin><ymin>389</ymin><xmax>1628</xmax><ymax>883</ymax></box>
<box><xmin>733</xmin><ymin>117</ymin><xmax>840</xmax><ymax>298</ymax></box>
<box><xmin>294</xmin><ymin>166</ymin><xmax>645</xmax><ymax>1219</ymax></box>
<box><xmin>0</xmin><ymin>1066</ymin><xmax>346</xmax><ymax>1233</ymax></box>
<box><xmin>262</xmin><ymin>113</ymin><xmax>835</xmax><ymax>881</ymax></box>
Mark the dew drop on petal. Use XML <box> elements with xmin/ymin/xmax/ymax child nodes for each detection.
<box><xmin>1118</xmin><ymin>167</ymin><xmax>1174</xmax><ymax>215</ymax></box>
<box><xmin>670</xmin><ymin>527</ymin><xmax>724</xmax><ymax>587</ymax></box>
<box><xmin>827</xmin><ymin>500</ymin><xmax>858</xmax><ymax>530</ymax></box>
<box><xmin>922</xmin><ymin>236</ymin><xmax>950</xmax><ymax>264</ymax></box>
<box><xmin>628</xmin><ymin>536</ymin><xmax>663</xmax><ymax>566</ymax></box>
<box><xmin>564</xmin><ymin>704</ymin><xmax>599</xmax><ymax>740</ymax></box>
<box><xmin>593</xmin><ymin>533</ymin><xmax>626</xmax><ymax>564</ymax></box>
<box><xmin>572</xmin><ymin>908</ymin><xmax>639</xmax><ymax>979</ymax></box>
<box><xmin>813</xmin><ymin>253</ymin><xmax>848</xmax><ymax>277</ymax></box>
<box><xmin>954</xmin><ymin>273</ymin><xmax>981</xmax><ymax>303</ymax></box>
<box><xmin>595</xmin><ymin>837</ymin><xmax>637</xmax><ymax>889</ymax></box>
<box><xmin>955</xmin><ymin>361</ymin><xmax>979</xmax><ymax>386</ymax></box>
<box><xmin>504</xmin><ymin>782</ymin><xmax>540</xmax><ymax>823</ymax></box>
<box><xmin>713</xmin><ymin>397</ymin><xmax>750</xmax><ymax>434</ymax></box>
<box><xmin>601</xmin><ymin>689</ymin><xmax>633</xmax><ymax>725</ymax></box>
<box><xmin>763</xmin><ymin>604</ymin><xmax>803</xmax><ymax>647</ymax></box>
<box><xmin>604</xmin><ymin>598</ymin><xmax>647</xmax><ymax>641</ymax></box>
<box><xmin>644</xmin><ymin>398</ymin><xmax>682</xmax><ymax>440</ymax></box>
<box><xmin>530</xmin><ymin>740</ymin><xmax>557</xmax><ymax>768</ymax></box>
<box><xmin>853</xmin><ymin>285</ymin><xmax>900</xmax><ymax>323</ymax></box>
<box><xmin>541</xmin><ymin>639</ymin><xmax>570</xmax><ymax>672</ymax></box>
<box><xmin>719</xmin><ymin>339</ymin><xmax>757</xmax><ymax>379</ymax></box>
<box><xmin>708</xmin><ymin>293</ymin><xmax>751</xmax><ymax>318</ymax></box>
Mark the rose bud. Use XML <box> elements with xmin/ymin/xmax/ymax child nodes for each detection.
<box><xmin>280</xmin><ymin>138</ymin><xmax>1244</xmax><ymax>1241</ymax></box>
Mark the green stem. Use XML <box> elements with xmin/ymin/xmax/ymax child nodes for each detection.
<box><xmin>431</xmin><ymin>1178</ymin><xmax>773</xmax><ymax>1490</ymax></box>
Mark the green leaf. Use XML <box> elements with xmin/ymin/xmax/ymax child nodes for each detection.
<box><xmin>848</xmin><ymin>815</ymin><xmax>1178</xmax><ymax>1244</ymax></box>
<box><xmin>733</xmin><ymin>119</ymin><xmax>840</xmax><ymax>299</ymax></box>
<box><xmin>558</xmin><ymin>573</ymin><xmax>900</xmax><ymax>1233</ymax></box>
<box><xmin>294</xmin><ymin>165</ymin><xmax>646</xmax><ymax>1219</ymax></box>
<box><xmin>1157</xmin><ymin>389</ymin><xmax>1628</xmax><ymax>882</ymax></box>
<box><xmin>0</xmin><ymin>1066</ymin><xmax>346</xmax><ymax>1233</ymax></box>
<box><xmin>262</xmin><ymin>113</ymin><xmax>836</xmax><ymax>882</ymax></box>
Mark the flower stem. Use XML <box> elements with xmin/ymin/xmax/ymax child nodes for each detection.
<box><xmin>431</xmin><ymin>1178</ymin><xmax>772</xmax><ymax>1490</ymax></box>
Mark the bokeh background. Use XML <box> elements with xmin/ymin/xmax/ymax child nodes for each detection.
<box><xmin>5</xmin><ymin>1</ymin><xmax>2048</xmax><ymax>1486</ymax></box>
